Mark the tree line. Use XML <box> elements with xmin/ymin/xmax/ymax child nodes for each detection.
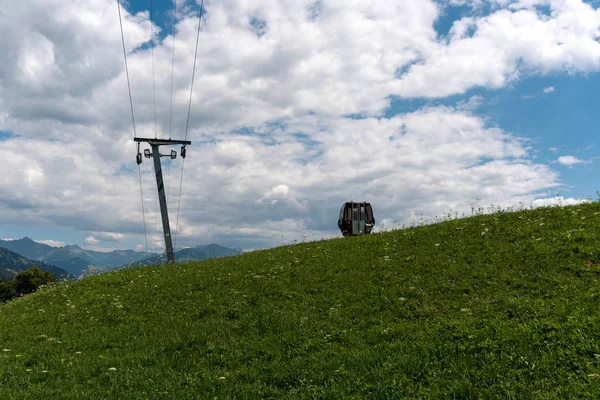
<box><xmin>0</xmin><ymin>266</ymin><xmax>57</xmax><ymax>303</ymax></box>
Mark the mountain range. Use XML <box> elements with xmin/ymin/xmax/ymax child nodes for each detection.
<box><xmin>0</xmin><ymin>238</ymin><xmax>242</xmax><ymax>278</ymax></box>
<box><xmin>128</xmin><ymin>244</ymin><xmax>243</xmax><ymax>267</ymax></box>
<box><xmin>0</xmin><ymin>246</ymin><xmax>71</xmax><ymax>280</ymax></box>
<box><xmin>0</xmin><ymin>238</ymin><xmax>93</xmax><ymax>277</ymax></box>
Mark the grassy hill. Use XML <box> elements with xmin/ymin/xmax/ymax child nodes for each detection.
<box><xmin>1</xmin><ymin>203</ymin><xmax>599</xmax><ymax>398</ymax></box>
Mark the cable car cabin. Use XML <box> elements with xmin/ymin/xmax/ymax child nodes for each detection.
<box><xmin>338</xmin><ymin>202</ymin><xmax>375</xmax><ymax>236</ymax></box>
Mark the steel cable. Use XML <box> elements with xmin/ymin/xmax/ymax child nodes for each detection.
<box><xmin>150</xmin><ymin>0</ymin><xmax>158</xmax><ymax>139</ymax></box>
<box><xmin>117</xmin><ymin>0</ymin><xmax>149</xmax><ymax>255</ymax></box>
<box><xmin>174</xmin><ymin>0</ymin><xmax>204</xmax><ymax>249</ymax></box>
<box><xmin>166</xmin><ymin>0</ymin><xmax>178</xmax><ymax>235</ymax></box>
<box><xmin>169</xmin><ymin>0</ymin><xmax>177</xmax><ymax>140</ymax></box>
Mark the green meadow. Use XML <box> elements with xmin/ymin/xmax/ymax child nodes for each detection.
<box><xmin>1</xmin><ymin>202</ymin><xmax>599</xmax><ymax>399</ymax></box>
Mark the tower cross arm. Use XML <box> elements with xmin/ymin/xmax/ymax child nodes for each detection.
<box><xmin>134</xmin><ymin>137</ymin><xmax>191</xmax><ymax>146</ymax></box>
<box><xmin>134</xmin><ymin>136</ymin><xmax>191</xmax><ymax>264</ymax></box>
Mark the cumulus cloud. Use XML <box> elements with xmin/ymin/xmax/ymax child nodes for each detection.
<box><xmin>457</xmin><ymin>95</ymin><xmax>485</xmax><ymax>111</ymax></box>
<box><xmin>83</xmin><ymin>236</ymin><xmax>100</xmax><ymax>245</ymax></box>
<box><xmin>531</xmin><ymin>196</ymin><xmax>591</xmax><ymax>208</ymax></box>
<box><xmin>166</xmin><ymin>106</ymin><xmax>557</xmax><ymax>247</ymax></box>
<box><xmin>557</xmin><ymin>155</ymin><xmax>583</xmax><ymax>166</ymax></box>
<box><xmin>34</xmin><ymin>239</ymin><xmax>66</xmax><ymax>247</ymax></box>
<box><xmin>543</xmin><ymin>86</ymin><xmax>556</xmax><ymax>93</ymax></box>
<box><xmin>396</xmin><ymin>0</ymin><xmax>600</xmax><ymax>97</ymax></box>
<box><xmin>91</xmin><ymin>232</ymin><xmax>127</xmax><ymax>242</ymax></box>
<box><xmin>0</xmin><ymin>0</ymin><xmax>587</xmax><ymax>250</ymax></box>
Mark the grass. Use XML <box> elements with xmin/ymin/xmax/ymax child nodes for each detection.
<box><xmin>1</xmin><ymin>202</ymin><xmax>600</xmax><ymax>399</ymax></box>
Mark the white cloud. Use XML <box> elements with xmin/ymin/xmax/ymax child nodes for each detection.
<box><xmin>91</xmin><ymin>232</ymin><xmax>126</xmax><ymax>242</ymax></box>
<box><xmin>531</xmin><ymin>196</ymin><xmax>592</xmax><ymax>208</ymax></box>
<box><xmin>396</xmin><ymin>1</ymin><xmax>600</xmax><ymax>97</ymax></box>
<box><xmin>165</xmin><ymin>107</ymin><xmax>557</xmax><ymax>248</ymax></box>
<box><xmin>34</xmin><ymin>239</ymin><xmax>66</xmax><ymax>247</ymax></box>
<box><xmin>260</xmin><ymin>184</ymin><xmax>290</xmax><ymax>204</ymax></box>
<box><xmin>543</xmin><ymin>86</ymin><xmax>556</xmax><ymax>93</ymax></box>
<box><xmin>557</xmin><ymin>155</ymin><xmax>583</xmax><ymax>166</ymax></box>
<box><xmin>83</xmin><ymin>236</ymin><xmax>100</xmax><ymax>245</ymax></box>
<box><xmin>0</xmin><ymin>0</ymin><xmax>585</xmax><ymax>250</ymax></box>
<box><xmin>457</xmin><ymin>95</ymin><xmax>485</xmax><ymax>111</ymax></box>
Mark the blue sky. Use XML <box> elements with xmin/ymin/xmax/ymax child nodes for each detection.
<box><xmin>387</xmin><ymin>72</ymin><xmax>598</xmax><ymax>199</ymax></box>
<box><xmin>0</xmin><ymin>0</ymin><xmax>597</xmax><ymax>252</ymax></box>
<box><xmin>128</xmin><ymin>0</ymin><xmax>200</xmax><ymax>40</ymax></box>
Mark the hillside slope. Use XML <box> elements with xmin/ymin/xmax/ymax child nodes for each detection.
<box><xmin>0</xmin><ymin>203</ymin><xmax>599</xmax><ymax>398</ymax></box>
<box><xmin>131</xmin><ymin>244</ymin><xmax>242</xmax><ymax>266</ymax></box>
<box><xmin>63</xmin><ymin>245</ymin><xmax>157</xmax><ymax>270</ymax></box>
<box><xmin>0</xmin><ymin>238</ymin><xmax>91</xmax><ymax>276</ymax></box>
<box><xmin>0</xmin><ymin>247</ymin><xmax>71</xmax><ymax>280</ymax></box>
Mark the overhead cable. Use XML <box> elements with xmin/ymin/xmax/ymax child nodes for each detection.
<box><xmin>117</xmin><ymin>0</ymin><xmax>149</xmax><ymax>255</ymax></box>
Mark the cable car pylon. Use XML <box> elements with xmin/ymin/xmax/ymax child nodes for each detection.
<box><xmin>117</xmin><ymin>0</ymin><xmax>203</xmax><ymax>263</ymax></box>
<box><xmin>135</xmin><ymin>138</ymin><xmax>191</xmax><ymax>264</ymax></box>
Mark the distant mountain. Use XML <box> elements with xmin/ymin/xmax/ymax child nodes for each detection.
<box><xmin>0</xmin><ymin>238</ymin><xmax>91</xmax><ymax>277</ymax></box>
<box><xmin>0</xmin><ymin>247</ymin><xmax>71</xmax><ymax>280</ymax></box>
<box><xmin>0</xmin><ymin>238</ymin><xmax>240</xmax><ymax>275</ymax></box>
<box><xmin>63</xmin><ymin>245</ymin><xmax>157</xmax><ymax>269</ymax></box>
<box><xmin>196</xmin><ymin>244</ymin><xmax>243</xmax><ymax>258</ymax></box>
<box><xmin>131</xmin><ymin>244</ymin><xmax>243</xmax><ymax>267</ymax></box>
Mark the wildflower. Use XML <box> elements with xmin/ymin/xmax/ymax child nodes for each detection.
<box><xmin>108</xmin><ymin>367</ymin><xmax>117</xmax><ymax>371</ymax></box>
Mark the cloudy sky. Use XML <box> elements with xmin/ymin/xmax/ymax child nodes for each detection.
<box><xmin>0</xmin><ymin>0</ymin><xmax>597</xmax><ymax>252</ymax></box>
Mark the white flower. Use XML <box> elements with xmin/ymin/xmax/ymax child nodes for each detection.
<box><xmin>108</xmin><ymin>367</ymin><xmax>117</xmax><ymax>371</ymax></box>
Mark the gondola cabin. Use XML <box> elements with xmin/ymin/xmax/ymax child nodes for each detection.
<box><xmin>338</xmin><ymin>202</ymin><xmax>375</xmax><ymax>236</ymax></box>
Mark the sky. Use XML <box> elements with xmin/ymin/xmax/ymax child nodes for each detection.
<box><xmin>0</xmin><ymin>0</ymin><xmax>597</xmax><ymax>252</ymax></box>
